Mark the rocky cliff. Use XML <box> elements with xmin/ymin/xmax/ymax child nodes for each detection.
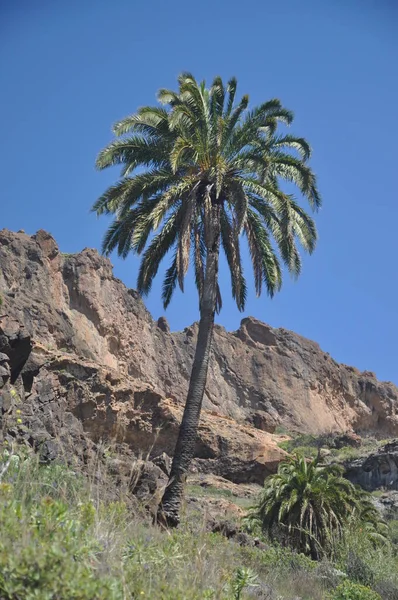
<box><xmin>1</xmin><ymin>229</ymin><xmax>398</xmax><ymax>484</ymax></box>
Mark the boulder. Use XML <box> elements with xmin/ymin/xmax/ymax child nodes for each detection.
<box><xmin>345</xmin><ymin>440</ymin><xmax>398</xmax><ymax>490</ymax></box>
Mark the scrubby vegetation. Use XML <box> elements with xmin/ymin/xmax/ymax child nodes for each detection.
<box><xmin>186</xmin><ymin>483</ymin><xmax>253</xmax><ymax>509</ymax></box>
<box><xmin>329</xmin><ymin>581</ymin><xmax>381</xmax><ymax>600</ymax></box>
<box><xmin>0</xmin><ymin>447</ymin><xmax>251</xmax><ymax>599</ymax></box>
<box><xmin>277</xmin><ymin>432</ymin><xmax>387</xmax><ymax>463</ymax></box>
<box><xmin>1</xmin><ymin>445</ymin><xmax>397</xmax><ymax>599</ymax></box>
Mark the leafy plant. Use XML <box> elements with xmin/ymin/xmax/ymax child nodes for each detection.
<box><xmin>230</xmin><ymin>567</ymin><xmax>258</xmax><ymax>599</ymax></box>
<box><xmin>247</xmin><ymin>455</ymin><xmax>387</xmax><ymax>559</ymax></box>
<box><xmin>0</xmin><ymin>495</ymin><xmax>120</xmax><ymax>599</ymax></box>
<box><xmin>278</xmin><ymin>433</ymin><xmax>335</xmax><ymax>454</ymax></box>
<box><xmin>335</xmin><ymin>525</ymin><xmax>398</xmax><ymax>595</ymax></box>
<box><xmin>330</xmin><ymin>580</ymin><xmax>381</xmax><ymax>600</ymax></box>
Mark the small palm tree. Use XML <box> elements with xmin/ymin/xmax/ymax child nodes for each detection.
<box><xmin>93</xmin><ymin>73</ymin><xmax>321</xmax><ymax>526</ymax></box>
<box><xmin>247</xmin><ymin>455</ymin><xmax>387</xmax><ymax>559</ymax></box>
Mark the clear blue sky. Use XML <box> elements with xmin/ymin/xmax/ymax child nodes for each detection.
<box><xmin>1</xmin><ymin>0</ymin><xmax>397</xmax><ymax>383</ymax></box>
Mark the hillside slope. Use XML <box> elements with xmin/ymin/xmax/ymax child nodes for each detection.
<box><xmin>1</xmin><ymin>229</ymin><xmax>397</xmax><ymax>482</ymax></box>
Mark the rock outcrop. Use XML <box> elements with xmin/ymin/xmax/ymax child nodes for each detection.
<box><xmin>345</xmin><ymin>441</ymin><xmax>398</xmax><ymax>491</ymax></box>
<box><xmin>1</xmin><ymin>229</ymin><xmax>398</xmax><ymax>484</ymax></box>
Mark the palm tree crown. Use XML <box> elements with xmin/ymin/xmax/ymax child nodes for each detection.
<box><xmin>93</xmin><ymin>73</ymin><xmax>320</xmax><ymax>311</ymax></box>
<box><xmin>248</xmin><ymin>455</ymin><xmax>387</xmax><ymax>559</ymax></box>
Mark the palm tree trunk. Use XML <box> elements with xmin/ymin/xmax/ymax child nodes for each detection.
<box><xmin>158</xmin><ymin>210</ymin><xmax>220</xmax><ymax>527</ymax></box>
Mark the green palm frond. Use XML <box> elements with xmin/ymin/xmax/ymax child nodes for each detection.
<box><xmin>220</xmin><ymin>208</ymin><xmax>247</xmax><ymax>311</ymax></box>
<box><xmin>226</xmin><ymin>99</ymin><xmax>292</xmax><ymax>155</ymax></box>
<box><xmin>137</xmin><ymin>208</ymin><xmax>181</xmax><ymax>296</ymax></box>
<box><xmin>112</xmin><ymin>106</ymin><xmax>170</xmax><ymax>137</ymax></box>
<box><xmin>210</xmin><ymin>75</ymin><xmax>225</xmax><ymax>128</ymax></box>
<box><xmin>268</xmin><ymin>134</ymin><xmax>312</xmax><ymax>161</ymax></box>
<box><xmin>95</xmin><ymin>136</ymin><xmax>168</xmax><ymax>173</ymax></box>
<box><xmin>269</xmin><ymin>152</ymin><xmax>321</xmax><ymax>209</ymax></box>
<box><xmin>176</xmin><ymin>187</ymin><xmax>197</xmax><ymax>291</ymax></box>
<box><xmin>94</xmin><ymin>73</ymin><xmax>320</xmax><ymax>311</ymax></box>
<box><xmin>247</xmin><ymin>455</ymin><xmax>388</xmax><ymax>559</ymax></box>
<box><xmin>245</xmin><ymin>209</ymin><xmax>282</xmax><ymax>297</ymax></box>
<box><xmin>162</xmin><ymin>251</ymin><xmax>178</xmax><ymax>308</ymax></box>
<box><xmin>92</xmin><ymin>178</ymin><xmax>137</xmax><ymax>216</ymax></box>
<box><xmin>93</xmin><ymin>169</ymin><xmax>179</xmax><ymax>218</ymax></box>
<box><xmin>225</xmin><ymin>77</ymin><xmax>238</xmax><ymax>116</ymax></box>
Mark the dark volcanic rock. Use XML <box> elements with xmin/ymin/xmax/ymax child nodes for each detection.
<box><xmin>0</xmin><ymin>352</ymin><xmax>10</xmax><ymax>387</ymax></box>
<box><xmin>0</xmin><ymin>322</ymin><xmax>32</xmax><ymax>383</ymax></box>
<box><xmin>345</xmin><ymin>440</ymin><xmax>398</xmax><ymax>491</ymax></box>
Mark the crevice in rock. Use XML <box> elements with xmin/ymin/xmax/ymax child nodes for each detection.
<box><xmin>0</xmin><ymin>329</ymin><xmax>32</xmax><ymax>384</ymax></box>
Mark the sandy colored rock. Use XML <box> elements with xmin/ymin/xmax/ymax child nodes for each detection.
<box><xmin>1</xmin><ymin>229</ymin><xmax>398</xmax><ymax>485</ymax></box>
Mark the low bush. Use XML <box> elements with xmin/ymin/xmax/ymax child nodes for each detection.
<box><xmin>335</xmin><ymin>526</ymin><xmax>398</xmax><ymax>598</ymax></box>
<box><xmin>330</xmin><ymin>580</ymin><xmax>381</xmax><ymax>600</ymax></box>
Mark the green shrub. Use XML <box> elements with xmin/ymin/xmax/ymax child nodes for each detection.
<box><xmin>330</xmin><ymin>580</ymin><xmax>381</xmax><ymax>600</ymax></box>
<box><xmin>0</xmin><ymin>495</ymin><xmax>121</xmax><ymax>599</ymax></box>
<box><xmin>278</xmin><ymin>432</ymin><xmax>336</xmax><ymax>454</ymax></box>
<box><xmin>278</xmin><ymin>442</ymin><xmax>319</xmax><ymax>458</ymax></box>
<box><xmin>0</xmin><ymin>450</ymin><xmax>262</xmax><ymax>600</ymax></box>
<box><xmin>230</xmin><ymin>567</ymin><xmax>258</xmax><ymax>599</ymax></box>
<box><xmin>335</xmin><ymin>526</ymin><xmax>398</xmax><ymax>596</ymax></box>
<box><xmin>388</xmin><ymin>518</ymin><xmax>398</xmax><ymax>543</ymax></box>
<box><xmin>334</xmin><ymin>446</ymin><xmax>363</xmax><ymax>461</ymax></box>
<box><xmin>248</xmin><ymin>455</ymin><xmax>387</xmax><ymax>559</ymax></box>
<box><xmin>260</xmin><ymin>544</ymin><xmax>317</xmax><ymax>571</ymax></box>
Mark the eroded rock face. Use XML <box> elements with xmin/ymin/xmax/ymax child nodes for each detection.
<box><xmin>0</xmin><ymin>323</ymin><xmax>286</xmax><ymax>484</ymax></box>
<box><xmin>1</xmin><ymin>229</ymin><xmax>398</xmax><ymax>484</ymax></box>
<box><xmin>373</xmin><ymin>491</ymin><xmax>398</xmax><ymax>518</ymax></box>
<box><xmin>345</xmin><ymin>441</ymin><xmax>398</xmax><ymax>491</ymax></box>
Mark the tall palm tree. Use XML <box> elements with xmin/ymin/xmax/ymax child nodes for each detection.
<box><xmin>247</xmin><ymin>455</ymin><xmax>387</xmax><ymax>559</ymax></box>
<box><xmin>93</xmin><ymin>73</ymin><xmax>321</xmax><ymax>526</ymax></box>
